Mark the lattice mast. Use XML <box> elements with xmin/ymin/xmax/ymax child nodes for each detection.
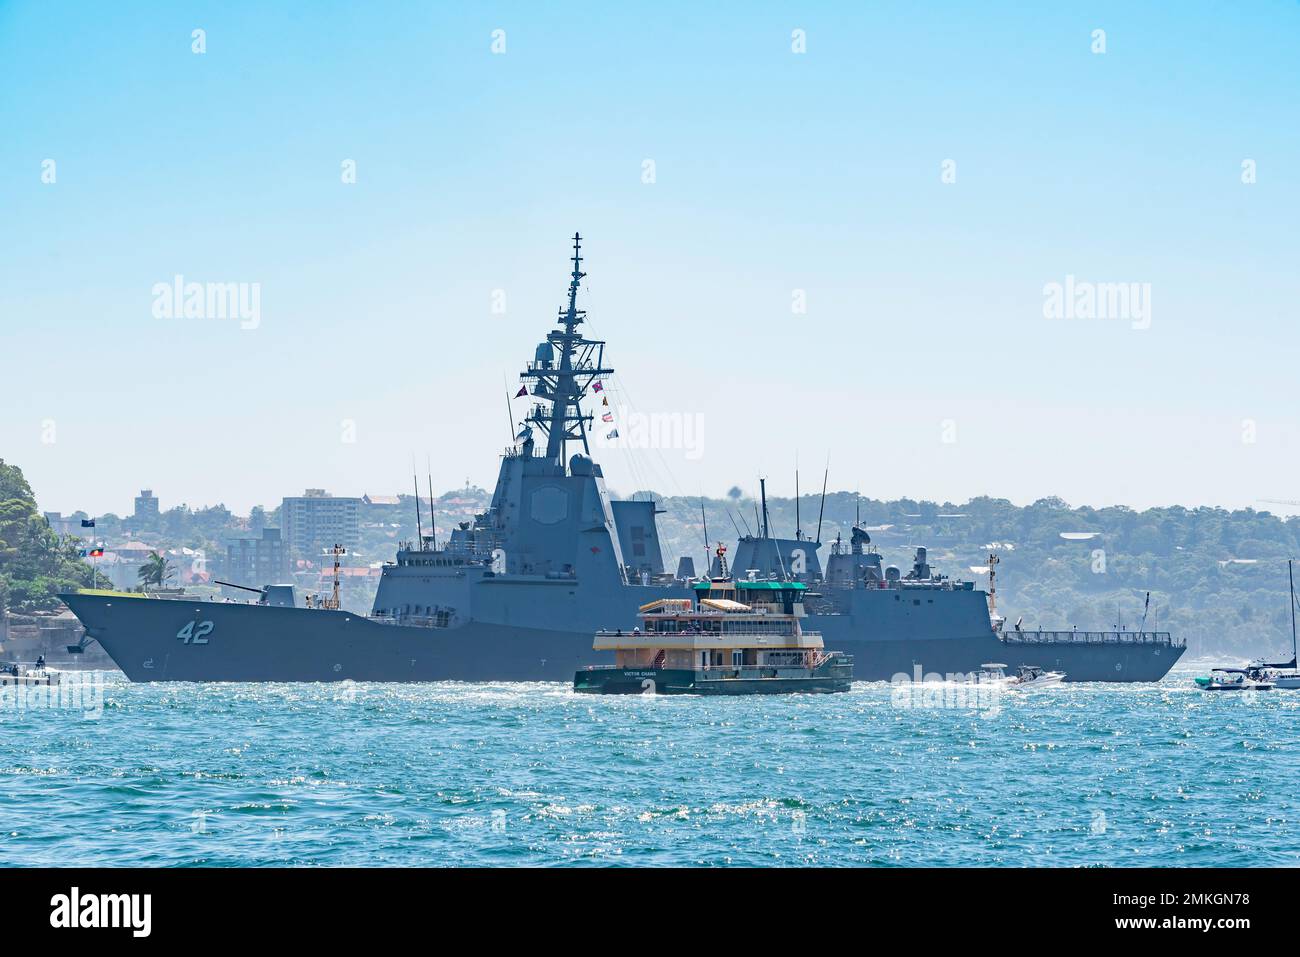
<box><xmin>518</xmin><ymin>233</ymin><xmax>613</xmax><ymax>469</ymax></box>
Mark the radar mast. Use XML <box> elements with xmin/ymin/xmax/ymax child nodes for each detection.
<box><xmin>517</xmin><ymin>233</ymin><xmax>614</xmax><ymax>470</ymax></box>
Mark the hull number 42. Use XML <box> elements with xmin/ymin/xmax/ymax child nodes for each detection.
<box><xmin>177</xmin><ymin>620</ymin><xmax>214</xmax><ymax>644</ymax></box>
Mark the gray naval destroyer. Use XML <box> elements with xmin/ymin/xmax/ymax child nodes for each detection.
<box><xmin>61</xmin><ymin>235</ymin><xmax>1185</xmax><ymax>683</ymax></box>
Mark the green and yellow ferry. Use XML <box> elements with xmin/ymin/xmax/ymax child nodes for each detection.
<box><xmin>574</xmin><ymin>547</ymin><xmax>853</xmax><ymax>695</ymax></box>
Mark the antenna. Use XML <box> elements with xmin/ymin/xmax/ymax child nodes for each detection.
<box><xmin>427</xmin><ymin>461</ymin><xmax>437</xmax><ymax>549</ymax></box>
<box><xmin>726</xmin><ymin>509</ymin><xmax>743</xmax><ymax>537</ymax></box>
<box><xmin>760</xmin><ymin>478</ymin><xmax>770</xmax><ymax>540</ymax></box>
<box><xmin>412</xmin><ymin>468</ymin><xmax>424</xmax><ymax>547</ymax></box>
<box><xmin>700</xmin><ymin>497</ymin><xmax>710</xmax><ymax>573</ymax></box>
<box><xmin>795</xmin><ymin>469</ymin><xmax>802</xmax><ymax>541</ymax></box>
<box><xmin>566</xmin><ymin>231</ymin><xmax>584</xmax><ymax>316</ymax></box>
<box><xmin>815</xmin><ymin>461</ymin><xmax>829</xmax><ymax>544</ymax></box>
<box><xmin>504</xmin><ymin>380</ymin><xmax>517</xmax><ymax>445</ymax></box>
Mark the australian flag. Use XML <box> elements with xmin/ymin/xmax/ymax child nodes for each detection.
<box><xmin>81</xmin><ymin>519</ymin><xmax>95</xmax><ymax>528</ymax></box>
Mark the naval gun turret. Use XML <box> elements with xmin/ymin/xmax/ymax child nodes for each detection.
<box><xmin>905</xmin><ymin>546</ymin><xmax>932</xmax><ymax>580</ymax></box>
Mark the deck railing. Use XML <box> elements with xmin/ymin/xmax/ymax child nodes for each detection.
<box><xmin>1002</xmin><ymin>630</ymin><xmax>1184</xmax><ymax>648</ymax></box>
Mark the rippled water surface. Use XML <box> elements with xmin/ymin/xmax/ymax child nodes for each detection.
<box><xmin>1</xmin><ymin>668</ymin><xmax>1296</xmax><ymax>866</ymax></box>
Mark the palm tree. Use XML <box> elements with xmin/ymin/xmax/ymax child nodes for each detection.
<box><xmin>137</xmin><ymin>551</ymin><xmax>173</xmax><ymax>590</ymax></box>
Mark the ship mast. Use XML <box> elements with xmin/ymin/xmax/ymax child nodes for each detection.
<box><xmin>517</xmin><ymin>233</ymin><xmax>614</xmax><ymax>470</ymax></box>
<box><xmin>1291</xmin><ymin>558</ymin><xmax>1297</xmax><ymax>666</ymax></box>
<box><xmin>325</xmin><ymin>543</ymin><xmax>345</xmax><ymax>611</ymax></box>
<box><xmin>986</xmin><ymin>552</ymin><xmax>999</xmax><ymax>619</ymax></box>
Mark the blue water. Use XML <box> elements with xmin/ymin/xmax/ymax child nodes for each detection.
<box><xmin>1</xmin><ymin>668</ymin><xmax>1295</xmax><ymax>867</ymax></box>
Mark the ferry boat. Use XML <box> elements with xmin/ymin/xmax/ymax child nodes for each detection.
<box><xmin>574</xmin><ymin>546</ymin><xmax>853</xmax><ymax>695</ymax></box>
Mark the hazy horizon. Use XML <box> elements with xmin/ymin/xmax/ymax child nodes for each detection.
<box><xmin>27</xmin><ymin>470</ymin><xmax>1300</xmax><ymax>523</ymax></box>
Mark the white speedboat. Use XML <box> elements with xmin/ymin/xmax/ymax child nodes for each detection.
<box><xmin>1009</xmin><ymin>664</ymin><xmax>1065</xmax><ymax>688</ymax></box>
<box><xmin>972</xmin><ymin>663</ymin><xmax>1014</xmax><ymax>686</ymax></box>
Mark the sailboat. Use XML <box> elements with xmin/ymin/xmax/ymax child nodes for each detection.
<box><xmin>1244</xmin><ymin>558</ymin><xmax>1300</xmax><ymax>689</ymax></box>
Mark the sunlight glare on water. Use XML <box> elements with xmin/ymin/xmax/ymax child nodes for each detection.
<box><xmin>0</xmin><ymin>668</ymin><xmax>1294</xmax><ymax>867</ymax></box>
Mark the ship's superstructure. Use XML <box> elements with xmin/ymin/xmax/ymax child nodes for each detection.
<box><xmin>61</xmin><ymin>234</ymin><xmax>1184</xmax><ymax>682</ymax></box>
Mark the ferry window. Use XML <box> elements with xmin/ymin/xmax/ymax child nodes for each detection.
<box><xmin>913</xmin><ymin>599</ymin><xmax>920</xmax><ymax>606</ymax></box>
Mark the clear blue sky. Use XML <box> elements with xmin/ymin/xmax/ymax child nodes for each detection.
<box><xmin>2</xmin><ymin>1</ymin><xmax>1298</xmax><ymax>517</ymax></box>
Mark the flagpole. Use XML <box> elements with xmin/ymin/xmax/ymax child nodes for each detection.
<box><xmin>84</xmin><ymin>515</ymin><xmax>101</xmax><ymax>588</ymax></box>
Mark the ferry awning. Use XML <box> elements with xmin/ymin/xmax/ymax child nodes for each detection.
<box><xmin>699</xmin><ymin>598</ymin><xmax>751</xmax><ymax>612</ymax></box>
<box><xmin>638</xmin><ymin>598</ymin><xmax>693</xmax><ymax>613</ymax></box>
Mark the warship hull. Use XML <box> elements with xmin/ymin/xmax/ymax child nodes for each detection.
<box><xmin>60</xmin><ymin>592</ymin><xmax>1182</xmax><ymax>683</ymax></box>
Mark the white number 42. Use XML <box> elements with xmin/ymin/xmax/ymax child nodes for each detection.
<box><xmin>177</xmin><ymin>620</ymin><xmax>214</xmax><ymax>644</ymax></box>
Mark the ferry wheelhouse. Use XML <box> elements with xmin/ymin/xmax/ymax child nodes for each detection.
<box><xmin>574</xmin><ymin>549</ymin><xmax>853</xmax><ymax>695</ymax></box>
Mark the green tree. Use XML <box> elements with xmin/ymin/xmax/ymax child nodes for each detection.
<box><xmin>0</xmin><ymin>459</ymin><xmax>102</xmax><ymax>611</ymax></box>
<box><xmin>137</xmin><ymin>551</ymin><xmax>173</xmax><ymax>590</ymax></box>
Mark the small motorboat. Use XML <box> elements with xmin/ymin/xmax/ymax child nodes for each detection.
<box><xmin>1193</xmin><ymin>669</ymin><xmax>1273</xmax><ymax>692</ymax></box>
<box><xmin>970</xmin><ymin>663</ymin><xmax>1014</xmax><ymax>686</ymax></box>
<box><xmin>1009</xmin><ymin>664</ymin><xmax>1065</xmax><ymax>688</ymax></box>
<box><xmin>0</xmin><ymin>663</ymin><xmax>61</xmax><ymax>687</ymax></box>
